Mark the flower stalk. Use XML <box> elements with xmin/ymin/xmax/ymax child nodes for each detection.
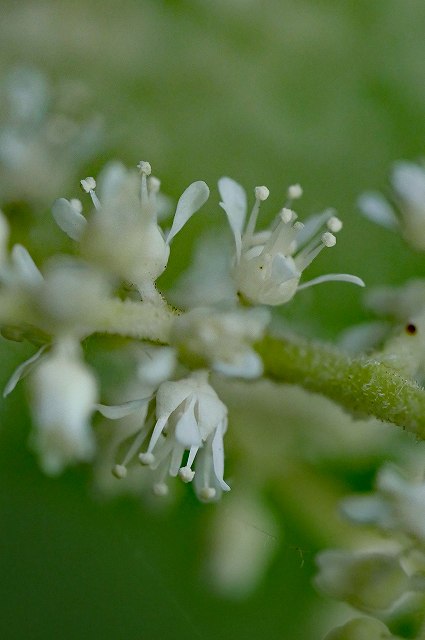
<box><xmin>256</xmin><ymin>333</ymin><xmax>425</xmax><ymax>439</ymax></box>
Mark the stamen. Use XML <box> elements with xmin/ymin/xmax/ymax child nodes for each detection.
<box><xmin>80</xmin><ymin>176</ymin><xmax>100</xmax><ymax>210</ymax></box>
<box><xmin>255</xmin><ymin>186</ymin><xmax>270</xmax><ymax>202</ymax></box>
<box><xmin>136</xmin><ymin>161</ymin><xmax>152</xmax><ymax>176</ymax></box>
<box><xmin>322</xmin><ymin>231</ymin><xmax>337</xmax><ymax>247</ymax></box>
<box><xmin>327</xmin><ymin>216</ymin><xmax>343</xmax><ymax>233</ymax></box>
<box><xmin>139</xmin><ymin>452</ymin><xmax>155</xmax><ymax>466</ymax></box>
<box><xmin>280</xmin><ymin>207</ymin><xmax>295</xmax><ymax>224</ymax></box>
<box><xmin>112</xmin><ymin>464</ymin><xmax>127</xmax><ymax>479</ymax></box>
<box><xmin>287</xmin><ymin>184</ymin><xmax>303</xmax><ymax>200</ymax></box>
<box><xmin>153</xmin><ymin>482</ymin><xmax>169</xmax><ymax>497</ymax></box>
<box><xmin>80</xmin><ymin>177</ymin><xmax>96</xmax><ymax>193</ymax></box>
<box><xmin>199</xmin><ymin>487</ymin><xmax>216</xmax><ymax>501</ymax></box>
<box><xmin>179</xmin><ymin>466</ymin><xmax>195</xmax><ymax>483</ymax></box>
<box><xmin>244</xmin><ymin>185</ymin><xmax>270</xmax><ymax>245</ymax></box>
<box><xmin>137</xmin><ymin>160</ymin><xmax>152</xmax><ymax>205</ymax></box>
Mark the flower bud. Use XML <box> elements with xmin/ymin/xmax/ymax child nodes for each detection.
<box><xmin>324</xmin><ymin>617</ymin><xmax>394</xmax><ymax>640</ymax></box>
<box><xmin>315</xmin><ymin>550</ymin><xmax>410</xmax><ymax>612</ymax></box>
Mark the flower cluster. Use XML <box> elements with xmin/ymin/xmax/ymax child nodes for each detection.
<box><xmin>1</xmin><ymin>159</ymin><xmax>363</xmax><ymax>500</ymax></box>
<box><xmin>315</xmin><ymin>464</ymin><xmax>425</xmax><ymax>638</ymax></box>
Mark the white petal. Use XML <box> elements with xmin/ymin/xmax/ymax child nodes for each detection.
<box><xmin>95</xmin><ymin>397</ymin><xmax>151</xmax><ymax>419</ymax></box>
<box><xmin>52</xmin><ymin>198</ymin><xmax>87</xmax><ymax>241</ymax></box>
<box><xmin>175</xmin><ymin>396</ymin><xmax>202</xmax><ymax>448</ymax></box>
<box><xmin>3</xmin><ymin>345</ymin><xmax>48</xmax><ymax>397</ymax></box>
<box><xmin>392</xmin><ymin>161</ymin><xmax>425</xmax><ymax>207</ymax></box>
<box><xmin>357</xmin><ymin>192</ymin><xmax>399</xmax><ymax>230</ymax></box>
<box><xmin>218</xmin><ymin>177</ymin><xmax>247</xmax><ymax>258</ymax></box>
<box><xmin>97</xmin><ymin>161</ymin><xmax>128</xmax><ymax>201</ymax></box>
<box><xmin>211</xmin><ymin>420</ymin><xmax>230</xmax><ymax>491</ymax></box>
<box><xmin>10</xmin><ymin>244</ymin><xmax>43</xmax><ymax>286</ymax></box>
<box><xmin>166</xmin><ymin>181</ymin><xmax>210</xmax><ymax>244</ymax></box>
<box><xmin>271</xmin><ymin>253</ymin><xmax>299</xmax><ymax>283</ymax></box>
<box><xmin>213</xmin><ymin>350</ymin><xmax>263</xmax><ymax>379</ymax></box>
<box><xmin>297</xmin><ymin>273</ymin><xmax>365</xmax><ymax>291</ymax></box>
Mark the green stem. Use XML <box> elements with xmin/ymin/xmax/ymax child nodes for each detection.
<box><xmin>256</xmin><ymin>333</ymin><xmax>425</xmax><ymax>439</ymax></box>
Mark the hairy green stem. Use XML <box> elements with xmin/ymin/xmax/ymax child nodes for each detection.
<box><xmin>256</xmin><ymin>333</ymin><xmax>425</xmax><ymax>439</ymax></box>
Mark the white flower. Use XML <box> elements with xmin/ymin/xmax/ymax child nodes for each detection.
<box><xmin>323</xmin><ymin>617</ymin><xmax>394</xmax><ymax>640</ymax></box>
<box><xmin>171</xmin><ymin>306</ymin><xmax>269</xmax><ymax>378</ymax></box>
<box><xmin>0</xmin><ymin>67</ymin><xmax>102</xmax><ymax>203</ymax></box>
<box><xmin>218</xmin><ymin>177</ymin><xmax>364</xmax><ymax>306</ymax></box>
<box><xmin>358</xmin><ymin>160</ymin><xmax>425</xmax><ymax>251</ymax></box>
<box><xmin>52</xmin><ymin>161</ymin><xmax>210</xmax><ymax>301</ymax></box>
<box><xmin>315</xmin><ymin>548</ymin><xmax>410</xmax><ymax>612</ymax></box>
<box><xmin>139</xmin><ymin>371</ymin><xmax>230</xmax><ymax>500</ymax></box>
<box><xmin>342</xmin><ymin>464</ymin><xmax>425</xmax><ymax>543</ymax></box>
<box><xmin>28</xmin><ymin>337</ymin><xmax>98</xmax><ymax>475</ymax></box>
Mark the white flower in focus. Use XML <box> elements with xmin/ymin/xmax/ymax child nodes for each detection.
<box><xmin>28</xmin><ymin>337</ymin><xmax>98</xmax><ymax>475</ymax></box>
<box><xmin>138</xmin><ymin>371</ymin><xmax>230</xmax><ymax>500</ymax></box>
<box><xmin>171</xmin><ymin>306</ymin><xmax>269</xmax><ymax>378</ymax></box>
<box><xmin>218</xmin><ymin>177</ymin><xmax>364</xmax><ymax>306</ymax></box>
<box><xmin>52</xmin><ymin>161</ymin><xmax>209</xmax><ymax>301</ymax></box>
<box><xmin>358</xmin><ymin>160</ymin><xmax>425</xmax><ymax>251</ymax></box>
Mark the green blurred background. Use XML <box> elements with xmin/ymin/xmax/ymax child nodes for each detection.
<box><xmin>1</xmin><ymin>1</ymin><xmax>425</xmax><ymax>638</ymax></box>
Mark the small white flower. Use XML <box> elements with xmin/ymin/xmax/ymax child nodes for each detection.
<box><xmin>218</xmin><ymin>177</ymin><xmax>364</xmax><ymax>306</ymax></box>
<box><xmin>342</xmin><ymin>464</ymin><xmax>425</xmax><ymax>543</ymax></box>
<box><xmin>28</xmin><ymin>337</ymin><xmax>98</xmax><ymax>475</ymax></box>
<box><xmin>138</xmin><ymin>371</ymin><xmax>230</xmax><ymax>499</ymax></box>
<box><xmin>171</xmin><ymin>306</ymin><xmax>269</xmax><ymax>378</ymax></box>
<box><xmin>52</xmin><ymin>161</ymin><xmax>209</xmax><ymax>302</ymax></box>
<box><xmin>358</xmin><ymin>160</ymin><xmax>425</xmax><ymax>250</ymax></box>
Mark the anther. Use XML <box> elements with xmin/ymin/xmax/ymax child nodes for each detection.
<box><xmin>112</xmin><ymin>464</ymin><xmax>127</xmax><ymax>479</ymax></box>
<box><xmin>322</xmin><ymin>231</ymin><xmax>337</xmax><ymax>247</ymax></box>
<box><xmin>199</xmin><ymin>487</ymin><xmax>216</xmax><ymax>501</ymax></box>
<box><xmin>153</xmin><ymin>482</ymin><xmax>169</xmax><ymax>497</ymax></box>
<box><xmin>287</xmin><ymin>184</ymin><xmax>303</xmax><ymax>200</ymax></box>
<box><xmin>80</xmin><ymin>177</ymin><xmax>96</xmax><ymax>193</ymax></box>
<box><xmin>327</xmin><ymin>216</ymin><xmax>343</xmax><ymax>233</ymax></box>
<box><xmin>179</xmin><ymin>466</ymin><xmax>195</xmax><ymax>483</ymax></box>
<box><xmin>137</xmin><ymin>161</ymin><xmax>152</xmax><ymax>176</ymax></box>
<box><xmin>280</xmin><ymin>207</ymin><xmax>294</xmax><ymax>224</ymax></box>
<box><xmin>139</xmin><ymin>452</ymin><xmax>155</xmax><ymax>466</ymax></box>
<box><xmin>255</xmin><ymin>186</ymin><xmax>270</xmax><ymax>201</ymax></box>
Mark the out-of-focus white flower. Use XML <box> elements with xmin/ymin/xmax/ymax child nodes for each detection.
<box><xmin>342</xmin><ymin>465</ymin><xmax>425</xmax><ymax>544</ymax></box>
<box><xmin>218</xmin><ymin>177</ymin><xmax>364</xmax><ymax>306</ymax></box>
<box><xmin>358</xmin><ymin>160</ymin><xmax>425</xmax><ymax>251</ymax></box>
<box><xmin>206</xmin><ymin>492</ymin><xmax>278</xmax><ymax>597</ymax></box>
<box><xmin>323</xmin><ymin>617</ymin><xmax>395</xmax><ymax>640</ymax></box>
<box><xmin>171</xmin><ymin>306</ymin><xmax>269</xmax><ymax>378</ymax></box>
<box><xmin>315</xmin><ymin>549</ymin><xmax>411</xmax><ymax>612</ymax></box>
<box><xmin>52</xmin><ymin>161</ymin><xmax>209</xmax><ymax>302</ymax></box>
<box><xmin>0</xmin><ymin>67</ymin><xmax>102</xmax><ymax>203</ymax></box>
<box><xmin>28</xmin><ymin>337</ymin><xmax>98</xmax><ymax>475</ymax></box>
